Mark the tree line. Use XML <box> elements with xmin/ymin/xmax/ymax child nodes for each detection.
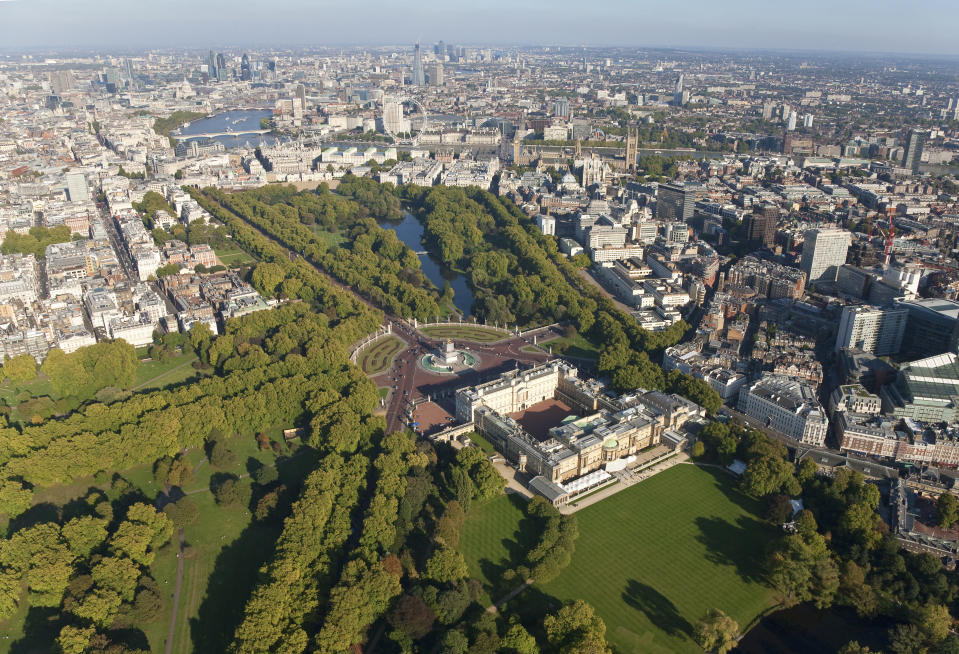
<box><xmin>197</xmin><ymin>185</ymin><xmax>443</xmax><ymax>321</ymax></box>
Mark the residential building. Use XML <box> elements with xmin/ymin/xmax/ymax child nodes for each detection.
<box><xmin>834</xmin><ymin>305</ymin><xmax>908</xmax><ymax>355</ymax></box>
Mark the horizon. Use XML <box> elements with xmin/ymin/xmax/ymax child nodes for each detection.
<box><xmin>0</xmin><ymin>0</ymin><xmax>957</xmax><ymax>57</ymax></box>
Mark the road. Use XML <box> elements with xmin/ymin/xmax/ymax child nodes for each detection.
<box><xmin>163</xmin><ymin>528</ymin><xmax>186</xmax><ymax>654</ymax></box>
<box><xmin>379</xmin><ymin>323</ymin><xmax>557</xmax><ymax>433</ymax></box>
<box><xmin>209</xmin><ymin>191</ymin><xmax>566</xmax><ymax>434</ymax></box>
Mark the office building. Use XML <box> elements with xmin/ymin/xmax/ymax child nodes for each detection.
<box><xmin>65</xmin><ymin>172</ymin><xmax>89</xmax><ymax>203</ymax></box>
<box><xmin>554</xmin><ymin>98</ymin><xmax>570</xmax><ymax>118</ymax></box>
<box><xmin>742</xmin><ymin>203</ymin><xmax>777</xmax><ymax>248</ymax></box>
<box><xmin>656</xmin><ymin>181</ymin><xmax>701</xmax><ymax>223</ymax></box>
<box><xmin>800</xmin><ymin>228</ymin><xmax>850</xmax><ymax>283</ymax></box>
<box><xmin>902</xmin><ymin>129</ymin><xmax>926</xmax><ymax>173</ymax></box>
<box><xmin>881</xmin><ymin>352</ymin><xmax>959</xmax><ymax>423</ymax></box>
<box><xmin>834</xmin><ymin>305</ymin><xmax>908</xmax><ymax>355</ymax></box>
<box><xmin>899</xmin><ymin>298</ymin><xmax>959</xmax><ymax>358</ymax></box>
<box><xmin>674</xmin><ymin>74</ymin><xmax>684</xmax><ymax>106</ymax></box>
<box><xmin>412</xmin><ymin>43</ymin><xmax>425</xmax><ymax>86</ymax></box>
<box><xmin>430</xmin><ymin>62</ymin><xmax>444</xmax><ymax>86</ymax></box>
<box><xmin>803</xmin><ymin>114</ymin><xmax>815</xmax><ymax>128</ymax></box>
<box><xmin>737</xmin><ymin>374</ymin><xmax>828</xmax><ymax>446</ymax></box>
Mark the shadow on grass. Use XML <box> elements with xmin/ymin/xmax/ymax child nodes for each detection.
<box><xmin>622</xmin><ymin>580</ymin><xmax>693</xmax><ymax>639</ymax></box>
<box><xmin>187</xmin><ymin>518</ymin><xmax>283</xmax><ymax>653</ymax></box>
<box><xmin>695</xmin><ymin>515</ymin><xmax>768</xmax><ymax>585</ymax></box>
<box><xmin>8</xmin><ymin>606</ymin><xmax>59</xmax><ymax>654</ymax></box>
<box><xmin>188</xmin><ymin>449</ymin><xmax>318</xmax><ymax>652</ymax></box>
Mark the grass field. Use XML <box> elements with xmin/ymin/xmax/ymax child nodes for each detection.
<box><xmin>310</xmin><ymin>225</ymin><xmax>347</xmax><ymax>249</ymax></box>
<box><xmin>132</xmin><ymin>352</ymin><xmax>200</xmax><ymax>390</ymax></box>
<box><xmin>214</xmin><ymin>244</ymin><xmax>256</xmax><ymax>267</ymax></box>
<box><xmin>420</xmin><ymin>324</ymin><xmax>509</xmax><ymax>343</ymax></box>
<box><xmin>539</xmin><ymin>332</ymin><xmax>600</xmax><ymax>360</ymax></box>
<box><xmin>461</xmin><ymin>465</ymin><xmax>777</xmax><ymax>654</ymax></box>
<box><xmin>358</xmin><ymin>335</ymin><xmax>405</xmax><ymax>376</ymax></box>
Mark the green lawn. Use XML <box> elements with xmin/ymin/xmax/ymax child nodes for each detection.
<box><xmin>539</xmin><ymin>332</ymin><xmax>600</xmax><ymax>360</ymax></box>
<box><xmin>420</xmin><ymin>325</ymin><xmax>509</xmax><ymax>343</ymax></box>
<box><xmin>460</xmin><ymin>465</ymin><xmax>777</xmax><ymax>654</ymax></box>
<box><xmin>358</xmin><ymin>335</ymin><xmax>405</xmax><ymax>376</ymax></box>
<box><xmin>213</xmin><ymin>244</ymin><xmax>256</xmax><ymax>267</ymax></box>
<box><xmin>310</xmin><ymin>225</ymin><xmax>347</xmax><ymax>249</ymax></box>
<box><xmin>541</xmin><ymin>465</ymin><xmax>776</xmax><ymax>654</ymax></box>
<box><xmin>460</xmin><ymin>493</ymin><xmax>530</xmax><ymax>604</ymax></box>
<box><xmin>133</xmin><ymin>352</ymin><xmax>200</xmax><ymax>390</ymax></box>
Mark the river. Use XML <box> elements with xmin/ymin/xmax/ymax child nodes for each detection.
<box><xmin>377</xmin><ymin>212</ymin><xmax>474</xmax><ymax>317</ymax></box>
<box><xmin>173</xmin><ymin>109</ymin><xmax>279</xmax><ymax>150</ymax></box>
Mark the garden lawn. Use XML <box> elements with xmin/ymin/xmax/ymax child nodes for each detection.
<box><xmin>214</xmin><ymin>244</ymin><xmax>256</xmax><ymax>267</ymax></box>
<box><xmin>419</xmin><ymin>325</ymin><xmax>508</xmax><ymax>343</ymax></box>
<box><xmin>539</xmin><ymin>331</ymin><xmax>600</xmax><ymax>360</ymax></box>
<box><xmin>358</xmin><ymin>335</ymin><xmax>405</xmax><ymax>376</ymax></box>
<box><xmin>132</xmin><ymin>351</ymin><xmax>200</xmax><ymax>390</ymax></box>
<box><xmin>540</xmin><ymin>465</ymin><xmax>777</xmax><ymax>654</ymax></box>
<box><xmin>460</xmin><ymin>465</ymin><xmax>778</xmax><ymax>654</ymax></box>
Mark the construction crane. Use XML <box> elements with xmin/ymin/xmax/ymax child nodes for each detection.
<box><xmin>875</xmin><ymin>222</ymin><xmax>895</xmax><ymax>267</ymax></box>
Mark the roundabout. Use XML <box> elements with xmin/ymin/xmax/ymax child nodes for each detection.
<box><xmin>419</xmin><ymin>340</ymin><xmax>479</xmax><ymax>375</ymax></box>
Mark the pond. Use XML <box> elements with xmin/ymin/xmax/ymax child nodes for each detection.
<box><xmin>377</xmin><ymin>212</ymin><xmax>473</xmax><ymax>317</ymax></box>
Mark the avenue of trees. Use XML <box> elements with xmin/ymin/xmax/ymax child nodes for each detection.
<box><xmin>197</xmin><ymin>184</ymin><xmax>442</xmax><ymax>321</ymax></box>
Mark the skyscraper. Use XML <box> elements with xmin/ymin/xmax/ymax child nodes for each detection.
<box><xmin>241</xmin><ymin>54</ymin><xmax>252</xmax><ymax>81</ymax></box>
<box><xmin>786</xmin><ymin>111</ymin><xmax>797</xmax><ymax>131</ymax></box>
<box><xmin>430</xmin><ymin>62</ymin><xmax>444</xmax><ymax>86</ymax></box>
<box><xmin>412</xmin><ymin>43</ymin><xmax>425</xmax><ymax>87</ymax></box>
<box><xmin>800</xmin><ymin>228</ymin><xmax>850</xmax><ymax>284</ymax></box>
<box><xmin>656</xmin><ymin>181</ymin><xmax>701</xmax><ymax>223</ymax></box>
<box><xmin>674</xmin><ymin>74</ymin><xmax>684</xmax><ymax>106</ymax></box>
<box><xmin>553</xmin><ymin>98</ymin><xmax>570</xmax><ymax>118</ymax></box>
<box><xmin>803</xmin><ymin>114</ymin><xmax>814</xmax><ymax>128</ymax></box>
<box><xmin>903</xmin><ymin>129</ymin><xmax>926</xmax><ymax>173</ymax></box>
<box><xmin>742</xmin><ymin>203</ymin><xmax>778</xmax><ymax>248</ymax></box>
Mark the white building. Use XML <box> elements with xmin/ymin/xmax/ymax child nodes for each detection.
<box><xmin>834</xmin><ymin>305</ymin><xmax>908</xmax><ymax>355</ymax></box>
<box><xmin>737</xmin><ymin>373</ymin><xmax>828</xmax><ymax>446</ymax></box>
<box><xmin>800</xmin><ymin>228</ymin><xmax>851</xmax><ymax>284</ymax></box>
<box><xmin>537</xmin><ymin>214</ymin><xmax>556</xmax><ymax>236</ymax></box>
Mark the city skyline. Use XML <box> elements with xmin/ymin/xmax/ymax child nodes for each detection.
<box><xmin>0</xmin><ymin>0</ymin><xmax>958</xmax><ymax>56</ymax></box>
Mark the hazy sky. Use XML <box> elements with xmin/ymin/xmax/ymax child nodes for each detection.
<box><xmin>0</xmin><ymin>0</ymin><xmax>957</xmax><ymax>55</ymax></box>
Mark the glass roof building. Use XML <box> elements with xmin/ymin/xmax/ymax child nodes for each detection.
<box><xmin>882</xmin><ymin>352</ymin><xmax>959</xmax><ymax>423</ymax></box>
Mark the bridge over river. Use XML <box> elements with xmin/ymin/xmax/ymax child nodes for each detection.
<box><xmin>174</xmin><ymin>128</ymin><xmax>270</xmax><ymax>140</ymax></box>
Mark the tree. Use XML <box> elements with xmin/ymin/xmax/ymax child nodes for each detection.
<box><xmin>424</xmin><ymin>546</ymin><xmax>469</xmax><ymax>585</ymax></box>
<box><xmin>213</xmin><ymin>476</ymin><xmax>251</xmax><ymax>508</ymax></box>
<box><xmin>209</xmin><ymin>440</ymin><xmax>237</xmax><ymax>469</ymax></box>
<box><xmin>0</xmin><ymin>480</ymin><xmax>33</xmax><ymax>518</ymax></box>
<box><xmin>163</xmin><ymin>497</ymin><xmax>200</xmax><ymax>528</ymax></box>
<box><xmin>916</xmin><ymin>602</ymin><xmax>952</xmax><ymax>644</ymax></box>
<box><xmin>543</xmin><ymin>600</ymin><xmax>612</xmax><ymax>654</ymax></box>
<box><xmin>252</xmin><ymin>465</ymin><xmax>278</xmax><ymax>486</ymax></box>
<box><xmin>388</xmin><ymin>594</ymin><xmax>436</xmax><ymax>640</ymax></box>
<box><xmin>695</xmin><ymin>608</ymin><xmax>740</xmax><ymax>654</ymax></box>
<box><xmin>691</xmin><ymin>441</ymin><xmax>706</xmax><ymax>458</ymax></box>
<box><xmin>61</xmin><ymin>516</ymin><xmax>109</xmax><ymax>558</ymax></box>
<box><xmin>3</xmin><ymin>353</ymin><xmax>36</xmax><ymax>383</ymax></box>
<box><xmin>838</xmin><ymin>643</ymin><xmax>879</xmax><ymax>654</ymax></box>
<box><xmin>938</xmin><ymin>493</ymin><xmax>958</xmax><ymax>528</ymax></box>
<box><xmin>0</xmin><ymin>568</ymin><xmax>21</xmax><ymax>620</ymax></box>
<box><xmin>501</xmin><ymin>621</ymin><xmax>539</xmax><ymax>654</ymax></box>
